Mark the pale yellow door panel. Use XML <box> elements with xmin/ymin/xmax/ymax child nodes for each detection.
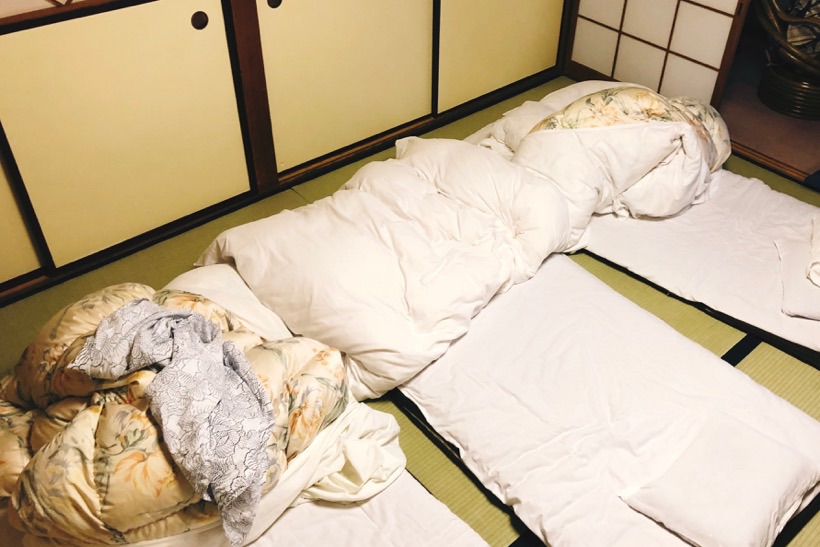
<box><xmin>258</xmin><ymin>0</ymin><xmax>433</xmax><ymax>171</ymax></box>
<box><xmin>0</xmin><ymin>163</ymin><xmax>40</xmax><ymax>282</ymax></box>
<box><xmin>0</xmin><ymin>0</ymin><xmax>249</xmax><ymax>267</ymax></box>
<box><xmin>439</xmin><ymin>0</ymin><xmax>564</xmax><ymax>112</ymax></box>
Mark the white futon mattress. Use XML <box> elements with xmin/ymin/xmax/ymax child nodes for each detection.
<box><xmin>400</xmin><ymin>254</ymin><xmax>820</xmax><ymax>546</ymax></box>
<box><xmin>587</xmin><ymin>169</ymin><xmax>820</xmax><ymax>353</ymax></box>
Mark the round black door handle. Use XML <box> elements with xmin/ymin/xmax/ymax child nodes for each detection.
<box><xmin>191</xmin><ymin>11</ymin><xmax>209</xmax><ymax>30</ymax></box>
<box><xmin>268</xmin><ymin>0</ymin><xmax>283</xmax><ymax>8</ymax></box>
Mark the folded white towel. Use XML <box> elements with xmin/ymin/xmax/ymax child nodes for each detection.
<box><xmin>809</xmin><ymin>214</ymin><xmax>820</xmax><ymax>287</ymax></box>
<box><xmin>776</xmin><ymin>238</ymin><xmax>820</xmax><ymax>321</ymax></box>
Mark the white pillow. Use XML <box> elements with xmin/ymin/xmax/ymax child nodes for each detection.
<box><xmin>621</xmin><ymin>412</ymin><xmax>820</xmax><ymax>547</ymax></box>
<box><xmin>163</xmin><ymin>264</ymin><xmax>293</xmax><ymax>341</ymax></box>
<box><xmin>775</xmin><ymin>238</ymin><xmax>820</xmax><ymax>321</ymax></box>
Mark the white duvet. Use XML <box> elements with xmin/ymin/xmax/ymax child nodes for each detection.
<box><xmin>471</xmin><ymin>81</ymin><xmax>820</xmax><ymax>353</ymax></box>
<box><xmin>199</xmin><ymin>91</ymin><xmax>720</xmax><ymax>399</ymax></box>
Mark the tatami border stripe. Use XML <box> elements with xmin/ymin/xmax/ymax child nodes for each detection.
<box><xmin>721</xmin><ymin>334</ymin><xmax>761</xmax><ymax>366</ymax></box>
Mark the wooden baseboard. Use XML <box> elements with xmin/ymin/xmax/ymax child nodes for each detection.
<box><xmin>731</xmin><ymin>141</ymin><xmax>809</xmax><ymax>183</ymax></box>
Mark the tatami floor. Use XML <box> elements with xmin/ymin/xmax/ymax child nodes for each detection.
<box><xmin>1</xmin><ymin>76</ymin><xmax>818</xmax><ymax>546</ymax></box>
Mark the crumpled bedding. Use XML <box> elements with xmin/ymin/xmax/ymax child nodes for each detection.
<box><xmin>485</xmin><ymin>83</ymin><xmax>731</xmax><ymax>250</ymax></box>
<box><xmin>69</xmin><ymin>298</ymin><xmax>275</xmax><ymax>546</ymax></box>
<box><xmin>0</xmin><ymin>282</ymin><xmax>378</xmax><ymax>545</ymax></box>
<box><xmin>198</xmin><ymin>84</ymin><xmax>729</xmax><ymax>400</ymax></box>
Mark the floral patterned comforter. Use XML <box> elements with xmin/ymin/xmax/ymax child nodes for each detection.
<box><xmin>500</xmin><ymin>84</ymin><xmax>732</xmax><ymax>250</ymax></box>
<box><xmin>0</xmin><ymin>283</ymin><xmax>348</xmax><ymax>545</ymax></box>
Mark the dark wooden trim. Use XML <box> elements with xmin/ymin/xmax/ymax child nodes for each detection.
<box><xmin>683</xmin><ymin>0</ymin><xmax>738</xmax><ymax>17</ymax></box>
<box><xmin>431</xmin><ymin>0</ymin><xmax>441</xmax><ymax>115</ymax></box>
<box><xmin>0</xmin><ymin>0</ymin><xmax>153</xmax><ymax>33</ymax></box>
<box><xmin>0</xmin><ymin>191</ymin><xmax>254</xmax><ymax>307</ymax></box>
<box><xmin>562</xmin><ymin>0</ymin><xmax>581</xmax><ymax>70</ymax></box>
<box><xmin>564</xmin><ymin>59</ymin><xmax>615</xmax><ymax>83</ymax></box>
<box><xmin>555</xmin><ymin>0</ymin><xmax>575</xmax><ymax>73</ymax></box>
<box><xmin>610</xmin><ymin>0</ymin><xmax>630</xmax><ymax>78</ymax></box>
<box><xmin>0</xmin><ymin>121</ymin><xmax>54</xmax><ymax>273</ymax></box>
<box><xmin>0</xmin><ymin>271</ymin><xmax>48</xmax><ymax>302</ymax></box>
<box><xmin>711</xmin><ymin>0</ymin><xmax>752</xmax><ymax>107</ymax></box>
<box><xmin>731</xmin><ymin>140</ymin><xmax>810</xmax><ymax>183</ymax></box>
<box><xmin>223</xmin><ymin>0</ymin><xmax>278</xmax><ymax>194</ymax></box>
<box><xmin>659</xmin><ymin>1</ymin><xmax>684</xmax><ymax>95</ymax></box>
<box><xmin>575</xmin><ymin>14</ymin><xmax>621</xmax><ymax>34</ymax></box>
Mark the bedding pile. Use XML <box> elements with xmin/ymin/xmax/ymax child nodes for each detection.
<box><xmin>0</xmin><ymin>282</ymin><xmax>403</xmax><ymax>545</ymax></box>
<box><xmin>471</xmin><ymin>80</ymin><xmax>820</xmax><ymax>354</ymax></box>
<box><xmin>199</xmin><ymin>88</ymin><xmax>729</xmax><ymax>399</ymax></box>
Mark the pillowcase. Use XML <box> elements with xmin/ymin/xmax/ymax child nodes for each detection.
<box><xmin>621</xmin><ymin>412</ymin><xmax>820</xmax><ymax>547</ymax></box>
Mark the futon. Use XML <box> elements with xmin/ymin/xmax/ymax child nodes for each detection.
<box><xmin>399</xmin><ymin>253</ymin><xmax>820</xmax><ymax>546</ymax></box>
<box><xmin>0</xmin><ymin>264</ymin><xmax>488</xmax><ymax>546</ymax></box>
<box><xmin>194</xmin><ymin>87</ymin><xmax>820</xmax><ymax>545</ymax></box>
<box><xmin>0</xmin><ymin>470</ymin><xmax>487</xmax><ymax>547</ymax></box>
<box><xmin>469</xmin><ymin>80</ymin><xmax>820</xmax><ymax>358</ymax></box>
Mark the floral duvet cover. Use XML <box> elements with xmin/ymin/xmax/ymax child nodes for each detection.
<box><xmin>0</xmin><ymin>283</ymin><xmax>348</xmax><ymax>545</ymax></box>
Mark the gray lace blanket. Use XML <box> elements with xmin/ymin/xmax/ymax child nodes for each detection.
<box><xmin>69</xmin><ymin>299</ymin><xmax>274</xmax><ymax>546</ymax></box>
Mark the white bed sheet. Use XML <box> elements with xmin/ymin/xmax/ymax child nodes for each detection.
<box><xmin>400</xmin><ymin>254</ymin><xmax>820</xmax><ymax>546</ymax></box>
<box><xmin>586</xmin><ymin>169</ymin><xmax>820</xmax><ymax>353</ymax></box>
<box><xmin>0</xmin><ymin>471</ymin><xmax>488</xmax><ymax>547</ymax></box>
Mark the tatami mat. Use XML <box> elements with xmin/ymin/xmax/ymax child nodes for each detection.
<box><xmin>366</xmin><ymin>398</ymin><xmax>520</xmax><ymax>547</ymax></box>
<box><xmin>738</xmin><ymin>345</ymin><xmax>820</xmax><ymax>422</ymax></box>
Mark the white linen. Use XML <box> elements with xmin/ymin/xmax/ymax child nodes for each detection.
<box><xmin>587</xmin><ymin>170</ymin><xmax>820</xmax><ymax>351</ymax></box>
<box><xmin>400</xmin><ymin>254</ymin><xmax>820</xmax><ymax>546</ymax></box>
<box><xmin>163</xmin><ymin>264</ymin><xmax>293</xmax><ymax>342</ymax></box>
<box><xmin>811</xmin><ymin>214</ymin><xmax>820</xmax><ymax>286</ymax></box>
<box><xmin>472</xmin><ymin>80</ymin><xmax>717</xmax><ymax>251</ymax></box>
<box><xmin>155</xmin><ymin>266</ymin><xmax>414</xmax><ymax>546</ymax></box>
<box><xmin>776</xmin><ymin>238</ymin><xmax>820</xmax><ymax>320</ymax></box>
<box><xmin>198</xmin><ymin>112</ymin><xmax>717</xmax><ymax>399</ymax></box>
<box><xmin>0</xmin><ymin>471</ymin><xmax>487</xmax><ymax>547</ymax></box>
<box><xmin>258</xmin><ymin>471</ymin><xmax>488</xmax><ymax>547</ymax></box>
<box><xmin>622</xmin><ymin>412</ymin><xmax>820</xmax><ymax>547</ymax></box>
<box><xmin>513</xmin><ymin>121</ymin><xmax>712</xmax><ymax>250</ymax></box>
<box><xmin>198</xmin><ymin>137</ymin><xmax>572</xmax><ymax>400</ymax></box>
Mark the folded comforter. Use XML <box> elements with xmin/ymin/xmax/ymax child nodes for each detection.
<box><xmin>199</xmin><ymin>85</ymin><xmax>728</xmax><ymax>400</ymax></box>
<box><xmin>0</xmin><ymin>283</ymin><xmax>353</xmax><ymax>545</ymax></box>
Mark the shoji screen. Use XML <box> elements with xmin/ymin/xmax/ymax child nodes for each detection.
<box><xmin>566</xmin><ymin>0</ymin><xmax>748</xmax><ymax>104</ymax></box>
